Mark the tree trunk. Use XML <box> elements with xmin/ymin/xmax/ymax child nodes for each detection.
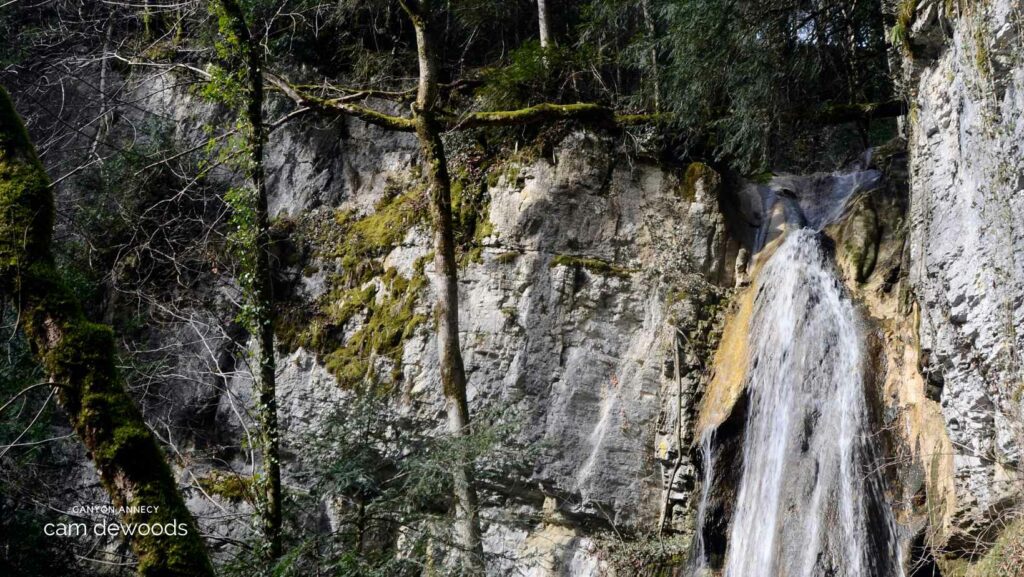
<box><xmin>404</xmin><ymin>1</ymin><xmax>486</xmax><ymax>571</ymax></box>
<box><xmin>217</xmin><ymin>0</ymin><xmax>282</xmax><ymax>559</ymax></box>
<box><xmin>0</xmin><ymin>87</ymin><xmax>216</xmax><ymax>577</ymax></box>
<box><xmin>90</xmin><ymin>19</ymin><xmax>114</xmax><ymax>161</ymax></box>
<box><xmin>249</xmin><ymin>55</ymin><xmax>284</xmax><ymax>566</ymax></box>
<box><xmin>640</xmin><ymin>0</ymin><xmax>660</xmax><ymax>112</ymax></box>
<box><xmin>538</xmin><ymin>0</ymin><xmax>554</xmax><ymax>49</ymax></box>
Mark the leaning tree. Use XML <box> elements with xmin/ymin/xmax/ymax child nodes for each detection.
<box><xmin>0</xmin><ymin>86</ymin><xmax>216</xmax><ymax>577</ymax></box>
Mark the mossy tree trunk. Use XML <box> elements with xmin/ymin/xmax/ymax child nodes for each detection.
<box><xmin>0</xmin><ymin>87</ymin><xmax>216</xmax><ymax>577</ymax></box>
<box><xmin>401</xmin><ymin>0</ymin><xmax>486</xmax><ymax>571</ymax></box>
<box><xmin>216</xmin><ymin>0</ymin><xmax>283</xmax><ymax>560</ymax></box>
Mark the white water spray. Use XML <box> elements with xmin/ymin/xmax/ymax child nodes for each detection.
<box><xmin>692</xmin><ymin>164</ymin><xmax>904</xmax><ymax>577</ymax></box>
<box><xmin>724</xmin><ymin>229</ymin><xmax>896</xmax><ymax>577</ymax></box>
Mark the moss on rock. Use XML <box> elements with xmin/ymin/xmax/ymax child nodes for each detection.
<box><xmin>199</xmin><ymin>471</ymin><xmax>255</xmax><ymax>504</ymax></box>
<box><xmin>680</xmin><ymin>162</ymin><xmax>721</xmax><ymax>202</ymax></box>
<box><xmin>322</xmin><ymin>265</ymin><xmax>428</xmax><ymax>389</ymax></box>
<box><xmin>274</xmin><ymin>181</ymin><xmax>432</xmax><ymax>390</ymax></box>
<box><xmin>550</xmin><ymin>254</ymin><xmax>632</xmax><ymax>279</ymax></box>
<box><xmin>943</xmin><ymin>518</ymin><xmax>1024</xmax><ymax>577</ymax></box>
<box><xmin>451</xmin><ymin>159</ymin><xmax>495</xmax><ymax>266</ymax></box>
<box><xmin>495</xmin><ymin>251</ymin><xmax>520</xmax><ymax>264</ymax></box>
<box><xmin>837</xmin><ymin>196</ymin><xmax>881</xmax><ymax>283</ymax></box>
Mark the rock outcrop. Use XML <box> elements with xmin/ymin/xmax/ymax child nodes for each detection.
<box><xmin>102</xmin><ymin>75</ymin><xmax>737</xmax><ymax>575</ymax></box>
<box><xmin>896</xmin><ymin>0</ymin><xmax>1024</xmax><ymax>569</ymax></box>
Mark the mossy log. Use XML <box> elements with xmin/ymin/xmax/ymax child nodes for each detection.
<box><xmin>0</xmin><ymin>86</ymin><xmax>215</xmax><ymax>577</ymax></box>
<box><xmin>266</xmin><ymin>74</ymin><xmax>417</xmax><ymax>132</ymax></box>
<box><xmin>269</xmin><ymin>75</ymin><xmax>662</xmax><ymax>133</ymax></box>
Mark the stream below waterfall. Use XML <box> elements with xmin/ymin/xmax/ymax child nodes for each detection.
<box><xmin>692</xmin><ymin>163</ymin><xmax>905</xmax><ymax>577</ymax></box>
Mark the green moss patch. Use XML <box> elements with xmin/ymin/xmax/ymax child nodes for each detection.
<box><xmin>321</xmin><ymin>265</ymin><xmax>428</xmax><ymax>389</ymax></box>
<box><xmin>273</xmin><ymin>178</ymin><xmax>433</xmax><ymax>390</ymax></box>
<box><xmin>495</xmin><ymin>251</ymin><xmax>520</xmax><ymax>264</ymax></box>
<box><xmin>891</xmin><ymin>0</ymin><xmax>917</xmax><ymax>55</ymax></box>
<box><xmin>680</xmin><ymin>162</ymin><xmax>721</xmax><ymax>201</ymax></box>
<box><xmin>451</xmin><ymin>157</ymin><xmax>496</xmax><ymax>266</ymax></box>
<box><xmin>943</xmin><ymin>517</ymin><xmax>1024</xmax><ymax>577</ymax></box>
<box><xmin>199</xmin><ymin>471</ymin><xmax>254</xmax><ymax>504</ymax></box>
<box><xmin>321</xmin><ymin>183</ymin><xmax>427</xmax><ymax>287</ymax></box>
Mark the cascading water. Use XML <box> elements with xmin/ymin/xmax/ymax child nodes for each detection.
<box><xmin>691</xmin><ymin>164</ymin><xmax>904</xmax><ymax>577</ymax></box>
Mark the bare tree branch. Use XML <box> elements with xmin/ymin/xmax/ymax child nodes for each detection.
<box><xmin>265</xmin><ymin>73</ymin><xmax>417</xmax><ymax>132</ymax></box>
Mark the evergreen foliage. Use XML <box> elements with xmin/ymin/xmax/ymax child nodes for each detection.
<box><xmin>580</xmin><ymin>0</ymin><xmax>895</xmax><ymax>170</ymax></box>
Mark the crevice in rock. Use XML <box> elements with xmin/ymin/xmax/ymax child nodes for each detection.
<box><xmin>907</xmin><ymin>530</ymin><xmax>944</xmax><ymax>577</ymax></box>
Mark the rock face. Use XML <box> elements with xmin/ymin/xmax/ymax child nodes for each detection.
<box><xmin>898</xmin><ymin>0</ymin><xmax>1024</xmax><ymax>559</ymax></box>
<box><xmin>20</xmin><ymin>6</ymin><xmax>1024</xmax><ymax>569</ymax></box>
<box><xmin>403</xmin><ymin>132</ymin><xmax>728</xmax><ymax>522</ymax></box>
<box><xmin>302</xmin><ymin>131</ymin><xmax>732</xmax><ymax>573</ymax></box>
<box><xmin>113</xmin><ymin>75</ymin><xmax>736</xmax><ymax>574</ymax></box>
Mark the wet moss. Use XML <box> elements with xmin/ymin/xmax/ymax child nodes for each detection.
<box><xmin>839</xmin><ymin>197</ymin><xmax>881</xmax><ymax>283</ymax></box>
<box><xmin>277</xmin><ymin>282</ymin><xmax>428</xmax><ymax>388</ymax></box>
<box><xmin>270</xmin><ymin>170</ymin><xmax>442</xmax><ymax>390</ymax></box>
<box><xmin>451</xmin><ymin>161</ymin><xmax>494</xmax><ymax>266</ymax></box>
<box><xmin>973</xmin><ymin>21</ymin><xmax>991</xmax><ymax>77</ymax></box>
<box><xmin>275</xmin><ymin>201</ymin><xmax>430</xmax><ymax>389</ymax></box>
<box><xmin>322</xmin><ymin>265</ymin><xmax>428</xmax><ymax>389</ymax></box>
<box><xmin>892</xmin><ymin>0</ymin><xmax>917</xmax><ymax>55</ymax></box>
<box><xmin>327</xmin><ymin>185</ymin><xmax>427</xmax><ymax>285</ymax></box>
<box><xmin>680</xmin><ymin>162</ymin><xmax>720</xmax><ymax>202</ymax></box>
<box><xmin>495</xmin><ymin>251</ymin><xmax>520</xmax><ymax>264</ymax></box>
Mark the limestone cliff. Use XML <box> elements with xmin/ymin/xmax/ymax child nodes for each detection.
<box><xmin>895</xmin><ymin>0</ymin><xmax>1024</xmax><ymax>571</ymax></box>
<box><xmin>50</xmin><ymin>72</ymin><xmax>737</xmax><ymax>575</ymax></box>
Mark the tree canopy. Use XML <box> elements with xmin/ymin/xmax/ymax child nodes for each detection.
<box><xmin>2</xmin><ymin>0</ymin><xmax>899</xmax><ymax>173</ymax></box>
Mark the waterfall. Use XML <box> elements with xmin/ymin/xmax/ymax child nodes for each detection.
<box><xmin>691</xmin><ymin>164</ymin><xmax>904</xmax><ymax>577</ymax></box>
<box><xmin>689</xmin><ymin>430</ymin><xmax>715</xmax><ymax>571</ymax></box>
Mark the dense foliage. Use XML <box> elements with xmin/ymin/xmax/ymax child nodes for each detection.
<box><xmin>2</xmin><ymin>0</ymin><xmax>897</xmax><ymax>171</ymax></box>
<box><xmin>657</xmin><ymin>0</ymin><xmax>894</xmax><ymax>169</ymax></box>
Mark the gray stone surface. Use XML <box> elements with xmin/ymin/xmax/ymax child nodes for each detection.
<box><xmin>120</xmin><ymin>72</ymin><xmax>733</xmax><ymax>574</ymax></box>
<box><xmin>355</xmin><ymin>131</ymin><xmax>727</xmax><ymax>572</ymax></box>
<box><xmin>399</xmin><ymin>132</ymin><xmax>728</xmax><ymax>531</ymax></box>
<box><xmin>902</xmin><ymin>0</ymin><xmax>1024</xmax><ymax>548</ymax></box>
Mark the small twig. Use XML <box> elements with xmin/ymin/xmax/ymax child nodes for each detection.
<box><xmin>266</xmin><ymin>106</ymin><xmax>310</xmax><ymax>132</ymax></box>
<box><xmin>0</xmin><ymin>386</ymin><xmax>55</xmax><ymax>459</ymax></box>
<box><xmin>109</xmin><ymin>52</ymin><xmax>212</xmax><ymax>80</ymax></box>
<box><xmin>0</xmin><ymin>382</ymin><xmax>61</xmax><ymax>415</ymax></box>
